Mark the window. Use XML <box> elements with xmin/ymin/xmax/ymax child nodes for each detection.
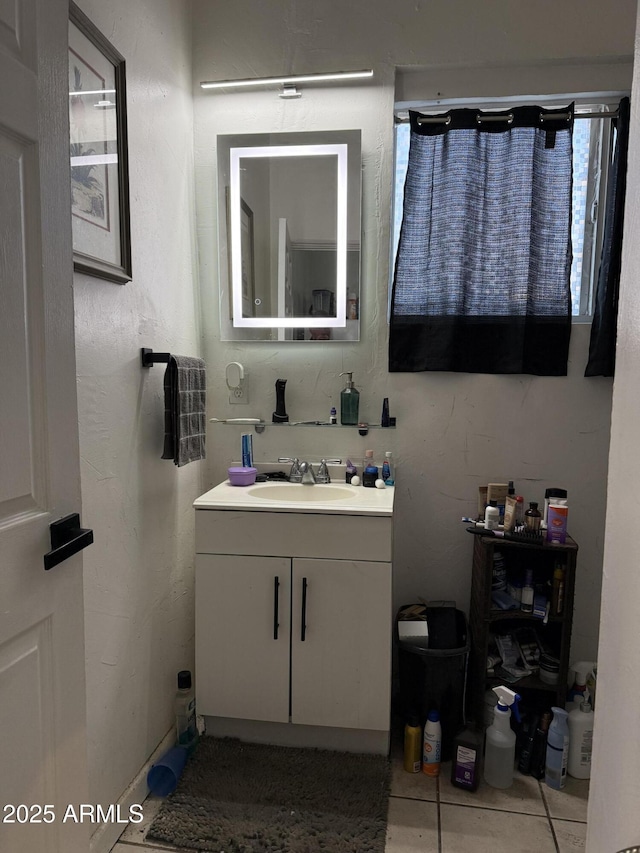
<box><xmin>392</xmin><ymin>102</ymin><xmax>617</xmax><ymax>320</ymax></box>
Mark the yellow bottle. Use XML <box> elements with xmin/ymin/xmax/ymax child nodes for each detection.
<box><xmin>403</xmin><ymin>715</ymin><xmax>422</xmax><ymax>773</ymax></box>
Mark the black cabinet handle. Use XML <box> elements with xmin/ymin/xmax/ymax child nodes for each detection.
<box><xmin>44</xmin><ymin>513</ymin><xmax>94</xmax><ymax>571</ymax></box>
<box><xmin>273</xmin><ymin>576</ymin><xmax>280</xmax><ymax>639</ymax></box>
<box><xmin>301</xmin><ymin>577</ymin><xmax>308</xmax><ymax>642</ymax></box>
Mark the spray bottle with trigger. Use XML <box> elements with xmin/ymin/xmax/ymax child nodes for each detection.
<box><xmin>483</xmin><ymin>686</ymin><xmax>521</xmax><ymax>789</ymax></box>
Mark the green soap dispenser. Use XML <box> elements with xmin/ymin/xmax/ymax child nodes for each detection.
<box><xmin>339</xmin><ymin>372</ymin><xmax>360</xmax><ymax>425</ymax></box>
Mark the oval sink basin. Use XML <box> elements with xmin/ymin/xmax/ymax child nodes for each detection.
<box><xmin>246</xmin><ymin>484</ymin><xmax>358</xmax><ymax>502</ymax></box>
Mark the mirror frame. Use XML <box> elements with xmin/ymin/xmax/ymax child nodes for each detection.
<box><xmin>229</xmin><ymin>143</ymin><xmax>348</xmax><ymax>329</ymax></box>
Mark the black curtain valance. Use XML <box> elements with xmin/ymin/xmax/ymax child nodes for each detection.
<box><xmin>410</xmin><ymin>104</ymin><xmax>574</xmax><ymax>135</ymax></box>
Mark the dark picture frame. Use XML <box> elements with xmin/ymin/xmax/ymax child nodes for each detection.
<box><xmin>69</xmin><ymin>2</ymin><xmax>131</xmax><ymax>283</ymax></box>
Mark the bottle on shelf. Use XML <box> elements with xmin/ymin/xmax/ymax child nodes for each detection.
<box><xmin>422</xmin><ymin>710</ymin><xmax>442</xmax><ymax>777</ymax></box>
<box><xmin>175</xmin><ymin>670</ymin><xmax>198</xmax><ymax>754</ymax></box>
<box><xmin>552</xmin><ymin>563</ymin><xmax>565</xmax><ymax>615</ymax></box>
<box><xmin>403</xmin><ymin>714</ymin><xmax>422</xmax><ymax>773</ymax></box>
<box><xmin>484</xmin><ymin>686</ymin><xmax>521</xmax><ymax>789</ymax></box>
<box><xmin>520</xmin><ymin>569</ymin><xmax>534</xmax><ymax>613</ymax></box>
<box><xmin>524</xmin><ymin>502</ymin><xmax>542</xmax><ymax>531</ymax></box>
<box><xmin>329</xmin><ymin>406</ymin><xmax>337</xmax><ymax>425</ymax></box>
<box><xmin>339</xmin><ymin>372</ymin><xmax>360</xmax><ymax>425</ymax></box>
<box><xmin>484</xmin><ymin>500</ymin><xmax>500</xmax><ymax>530</ymax></box>
<box><xmin>545</xmin><ymin>707</ymin><xmax>570</xmax><ymax>789</ymax></box>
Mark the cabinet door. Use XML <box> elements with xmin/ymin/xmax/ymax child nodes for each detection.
<box><xmin>196</xmin><ymin>554</ymin><xmax>291</xmax><ymax>722</ymax></box>
<box><xmin>291</xmin><ymin>559</ymin><xmax>392</xmax><ymax>730</ymax></box>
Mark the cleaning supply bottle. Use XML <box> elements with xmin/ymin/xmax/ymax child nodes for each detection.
<box><xmin>545</xmin><ymin>707</ymin><xmax>570</xmax><ymax>789</ymax></box>
<box><xmin>484</xmin><ymin>686</ymin><xmax>521</xmax><ymax>789</ymax></box>
<box><xmin>175</xmin><ymin>670</ymin><xmax>198</xmax><ymax>754</ymax></box>
<box><xmin>568</xmin><ymin>695</ymin><xmax>593</xmax><ymax>779</ymax></box>
<box><xmin>339</xmin><ymin>372</ymin><xmax>360</xmax><ymax>425</ymax></box>
<box><xmin>451</xmin><ymin>724</ymin><xmax>483</xmax><ymax>791</ymax></box>
<box><xmin>403</xmin><ymin>714</ymin><xmax>422</xmax><ymax>773</ymax></box>
<box><xmin>422</xmin><ymin>710</ymin><xmax>442</xmax><ymax>777</ymax></box>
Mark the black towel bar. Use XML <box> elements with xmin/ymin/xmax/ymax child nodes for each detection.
<box><xmin>141</xmin><ymin>348</ymin><xmax>171</xmax><ymax>368</ymax></box>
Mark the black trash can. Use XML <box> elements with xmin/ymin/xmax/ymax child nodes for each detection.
<box><xmin>396</xmin><ymin>604</ymin><xmax>469</xmax><ymax>762</ymax></box>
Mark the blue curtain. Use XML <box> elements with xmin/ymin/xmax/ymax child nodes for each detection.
<box><xmin>585</xmin><ymin>97</ymin><xmax>630</xmax><ymax>377</ymax></box>
<box><xmin>389</xmin><ymin>105</ymin><xmax>574</xmax><ymax>375</ymax></box>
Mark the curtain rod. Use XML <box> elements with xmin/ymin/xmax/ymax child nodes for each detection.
<box><xmin>397</xmin><ymin>109</ymin><xmax>619</xmax><ymax>126</ymax></box>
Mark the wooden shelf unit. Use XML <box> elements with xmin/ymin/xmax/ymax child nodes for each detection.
<box><xmin>467</xmin><ymin>533</ymin><xmax>578</xmax><ymax>725</ymax></box>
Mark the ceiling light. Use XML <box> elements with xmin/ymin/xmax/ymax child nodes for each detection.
<box><xmin>200</xmin><ymin>69</ymin><xmax>373</xmax><ymax>91</ymax></box>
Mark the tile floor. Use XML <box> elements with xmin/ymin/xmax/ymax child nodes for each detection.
<box><xmin>112</xmin><ymin>746</ymin><xmax>589</xmax><ymax>853</ymax></box>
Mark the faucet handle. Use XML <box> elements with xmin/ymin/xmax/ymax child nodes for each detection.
<box><xmin>316</xmin><ymin>459</ymin><xmax>331</xmax><ymax>484</ymax></box>
<box><xmin>288</xmin><ymin>458</ymin><xmax>302</xmax><ymax>483</ymax></box>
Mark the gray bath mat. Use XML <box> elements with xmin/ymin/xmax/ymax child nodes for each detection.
<box><xmin>147</xmin><ymin>737</ymin><xmax>391</xmax><ymax>852</ymax></box>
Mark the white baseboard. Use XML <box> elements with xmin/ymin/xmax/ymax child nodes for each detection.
<box><xmin>89</xmin><ymin>728</ymin><xmax>175</xmax><ymax>853</ymax></box>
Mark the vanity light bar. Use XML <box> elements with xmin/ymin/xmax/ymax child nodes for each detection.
<box><xmin>200</xmin><ymin>69</ymin><xmax>373</xmax><ymax>90</ymax></box>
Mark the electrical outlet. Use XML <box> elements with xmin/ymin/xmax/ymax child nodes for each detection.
<box><xmin>229</xmin><ymin>383</ymin><xmax>248</xmax><ymax>405</ymax></box>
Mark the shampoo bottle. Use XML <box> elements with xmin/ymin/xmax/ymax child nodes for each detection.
<box><xmin>484</xmin><ymin>686</ymin><xmax>521</xmax><ymax>789</ymax></box>
<box><xmin>545</xmin><ymin>707</ymin><xmax>570</xmax><ymax>789</ymax></box>
<box><xmin>175</xmin><ymin>670</ymin><xmax>198</xmax><ymax>754</ymax></box>
<box><xmin>422</xmin><ymin>710</ymin><xmax>442</xmax><ymax>777</ymax></box>
<box><xmin>339</xmin><ymin>372</ymin><xmax>360</xmax><ymax>425</ymax></box>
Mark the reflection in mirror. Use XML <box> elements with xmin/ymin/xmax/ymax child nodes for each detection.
<box><xmin>217</xmin><ymin>130</ymin><xmax>361</xmax><ymax>342</ymax></box>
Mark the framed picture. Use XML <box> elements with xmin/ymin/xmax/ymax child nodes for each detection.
<box><xmin>69</xmin><ymin>2</ymin><xmax>131</xmax><ymax>283</ymax></box>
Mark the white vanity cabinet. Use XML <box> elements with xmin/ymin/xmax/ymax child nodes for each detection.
<box><xmin>194</xmin><ymin>500</ymin><xmax>393</xmax><ymax>752</ymax></box>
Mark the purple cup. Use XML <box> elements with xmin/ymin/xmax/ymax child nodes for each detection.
<box><xmin>228</xmin><ymin>466</ymin><xmax>257</xmax><ymax>486</ymax></box>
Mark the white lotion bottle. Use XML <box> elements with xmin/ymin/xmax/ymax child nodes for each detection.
<box><xmin>484</xmin><ymin>500</ymin><xmax>500</xmax><ymax>530</ymax></box>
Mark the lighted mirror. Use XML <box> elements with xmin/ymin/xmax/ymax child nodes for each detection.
<box><xmin>217</xmin><ymin>130</ymin><xmax>361</xmax><ymax>342</ymax></box>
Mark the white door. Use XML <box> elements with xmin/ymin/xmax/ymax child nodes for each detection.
<box><xmin>0</xmin><ymin>1</ymin><xmax>90</xmax><ymax>851</ymax></box>
<box><xmin>195</xmin><ymin>554</ymin><xmax>291</xmax><ymax>722</ymax></box>
<box><xmin>291</xmin><ymin>559</ymin><xmax>392</xmax><ymax>730</ymax></box>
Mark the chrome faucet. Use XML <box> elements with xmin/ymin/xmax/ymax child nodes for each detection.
<box><xmin>286</xmin><ymin>458</ymin><xmax>302</xmax><ymax>483</ymax></box>
<box><xmin>298</xmin><ymin>461</ymin><xmax>317</xmax><ymax>485</ymax></box>
<box><xmin>316</xmin><ymin>459</ymin><xmax>331</xmax><ymax>484</ymax></box>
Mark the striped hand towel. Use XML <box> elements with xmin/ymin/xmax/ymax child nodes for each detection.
<box><xmin>161</xmin><ymin>356</ymin><xmax>206</xmax><ymax>467</ymax></box>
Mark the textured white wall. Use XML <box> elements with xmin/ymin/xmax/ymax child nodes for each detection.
<box><xmin>73</xmin><ymin>0</ymin><xmax>199</xmax><ymax>810</ymax></box>
<box><xmin>587</xmin><ymin>6</ymin><xmax>640</xmax><ymax>849</ymax></box>
<box><xmin>193</xmin><ymin>0</ymin><xmax>635</xmax><ymax>670</ymax></box>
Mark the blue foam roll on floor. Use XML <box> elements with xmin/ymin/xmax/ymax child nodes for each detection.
<box><xmin>147</xmin><ymin>746</ymin><xmax>189</xmax><ymax>797</ymax></box>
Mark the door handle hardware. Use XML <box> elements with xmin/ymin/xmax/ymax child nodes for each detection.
<box><xmin>301</xmin><ymin>577</ymin><xmax>308</xmax><ymax>642</ymax></box>
<box><xmin>44</xmin><ymin>513</ymin><xmax>94</xmax><ymax>571</ymax></box>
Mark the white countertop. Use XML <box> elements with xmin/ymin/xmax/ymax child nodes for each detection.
<box><xmin>193</xmin><ymin>478</ymin><xmax>395</xmax><ymax>516</ymax></box>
